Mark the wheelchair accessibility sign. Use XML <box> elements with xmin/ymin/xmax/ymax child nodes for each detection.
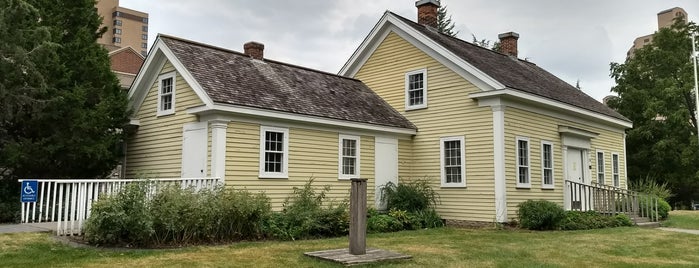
<box><xmin>21</xmin><ymin>181</ymin><xmax>38</xmax><ymax>202</ymax></box>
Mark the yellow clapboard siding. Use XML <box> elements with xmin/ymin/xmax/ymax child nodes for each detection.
<box><xmin>224</xmin><ymin>121</ymin><xmax>376</xmax><ymax>210</ymax></box>
<box><xmin>355</xmin><ymin>32</ymin><xmax>495</xmax><ymax>222</ymax></box>
<box><xmin>125</xmin><ymin>61</ymin><xmax>202</xmax><ymax>178</ymax></box>
<box><xmin>504</xmin><ymin>107</ymin><xmax>627</xmax><ymax>219</ymax></box>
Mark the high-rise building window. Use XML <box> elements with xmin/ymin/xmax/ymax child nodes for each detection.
<box><xmin>142</xmin><ymin>17</ymin><xmax>148</xmax><ymax>23</ymax></box>
<box><xmin>142</xmin><ymin>26</ymin><xmax>148</xmax><ymax>32</ymax></box>
<box><xmin>112</xmin><ymin>37</ymin><xmax>121</xmax><ymax>44</ymax></box>
<box><xmin>114</xmin><ymin>19</ymin><xmax>122</xmax><ymax>26</ymax></box>
<box><xmin>112</xmin><ymin>11</ymin><xmax>122</xmax><ymax>17</ymax></box>
<box><xmin>113</xmin><ymin>28</ymin><xmax>121</xmax><ymax>35</ymax></box>
<box><xmin>142</xmin><ymin>34</ymin><xmax>148</xmax><ymax>40</ymax></box>
<box><xmin>141</xmin><ymin>43</ymin><xmax>147</xmax><ymax>49</ymax></box>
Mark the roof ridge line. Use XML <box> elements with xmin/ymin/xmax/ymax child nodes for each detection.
<box><xmin>158</xmin><ymin>34</ymin><xmax>363</xmax><ymax>82</ymax></box>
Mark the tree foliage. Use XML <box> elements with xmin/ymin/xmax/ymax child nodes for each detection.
<box><xmin>471</xmin><ymin>34</ymin><xmax>500</xmax><ymax>51</ymax></box>
<box><xmin>0</xmin><ymin>0</ymin><xmax>130</xmax><ymax>179</ymax></box>
<box><xmin>609</xmin><ymin>19</ymin><xmax>699</xmax><ymax>206</ymax></box>
<box><xmin>437</xmin><ymin>5</ymin><xmax>459</xmax><ymax>37</ymax></box>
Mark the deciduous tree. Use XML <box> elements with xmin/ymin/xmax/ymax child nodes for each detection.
<box><xmin>609</xmin><ymin>19</ymin><xmax>699</xmax><ymax>206</ymax></box>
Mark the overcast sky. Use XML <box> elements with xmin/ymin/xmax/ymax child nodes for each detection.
<box><xmin>120</xmin><ymin>0</ymin><xmax>699</xmax><ymax>101</ymax></box>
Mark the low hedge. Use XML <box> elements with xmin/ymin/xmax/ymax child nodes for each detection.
<box><xmin>517</xmin><ymin>200</ymin><xmax>636</xmax><ymax>231</ymax></box>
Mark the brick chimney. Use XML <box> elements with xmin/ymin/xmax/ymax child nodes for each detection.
<box><xmin>416</xmin><ymin>0</ymin><xmax>440</xmax><ymax>28</ymax></box>
<box><xmin>498</xmin><ymin>32</ymin><xmax>519</xmax><ymax>57</ymax></box>
<box><xmin>243</xmin><ymin>41</ymin><xmax>264</xmax><ymax>60</ymax></box>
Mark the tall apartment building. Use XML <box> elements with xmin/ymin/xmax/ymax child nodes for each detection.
<box><xmin>627</xmin><ymin>7</ymin><xmax>687</xmax><ymax>57</ymax></box>
<box><xmin>96</xmin><ymin>0</ymin><xmax>149</xmax><ymax>56</ymax></box>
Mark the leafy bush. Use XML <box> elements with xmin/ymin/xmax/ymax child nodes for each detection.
<box><xmin>637</xmin><ymin>196</ymin><xmax>671</xmax><ymax>220</ymax></box>
<box><xmin>517</xmin><ymin>200</ymin><xmax>565</xmax><ymax>230</ymax></box>
<box><xmin>630</xmin><ymin>176</ymin><xmax>674</xmax><ymax>200</ymax></box>
<box><xmin>413</xmin><ymin>209</ymin><xmax>444</xmax><ymax>228</ymax></box>
<box><xmin>560</xmin><ymin>211</ymin><xmax>634</xmax><ymax>230</ymax></box>
<box><xmin>367</xmin><ymin>214</ymin><xmax>403</xmax><ymax>233</ymax></box>
<box><xmin>85</xmin><ymin>182</ymin><xmax>271</xmax><ymax>246</ymax></box>
<box><xmin>84</xmin><ymin>182</ymin><xmax>153</xmax><ymax>246</ymax></box>
<box><xmin>380</xmin><ymin>178</ymin><xmax>439</xmax><ymax>212</ymax></box>
<box><xmin>388</xmin><ymin>208</ymin><xmax>422</xmax><ymax>230</ymax></box>
<box><xmin>263</xmin><ymin>179</ymin><xmax>349</xmax><ymax>240</ymax></box>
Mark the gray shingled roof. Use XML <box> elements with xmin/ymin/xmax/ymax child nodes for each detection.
<box><xmin>392</xmin><ymin>13</ymin><xmax>630</xmax><ymax>122</ymax></box>
<box><xmin>160</xmin><ymin>35</ymin><xmax>416</xmax><ymax>130</ymax></box>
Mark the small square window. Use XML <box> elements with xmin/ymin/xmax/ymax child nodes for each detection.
<box><xmin>405</xmin><ymin>69</ymin><xmax>427</xmax><ymax>110</ymax></box>
<box><xmin>142</xmin><ymin>26</ymin><xmax>148</xmax><ymax>32</ymax></box>
<box><xmin>113</xmin><ymin>28</ymin><xmax>121</xmax><ymax>35</ymax></box>
<box><xmin>112</xmin><ymin>37</ymin><xmax>121</xmax><ymax>44</ymax></box>
<box><xmin>114</xmin><ymin>19</ymin><xmax>122</xmax><ymax>26</ymax></box>
<box><xmin>141</xmin><ymin>43</ymin><xmax>148</xmax><ymax>49</ymax></box>
<box><xmin>142</xmin><ymin>17</ymin><xmax>149</xmax><ymax>23</ymax></box>
<box><xmin>142</xmin><ymin>34</ymin><xmax>148</xmax><ymax>40</ymax></box>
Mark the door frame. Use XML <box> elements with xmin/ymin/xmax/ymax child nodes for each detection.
<box><xmin>181</xmin><ymin>121</ymin><xmax>208</xmax><ymax>178</ymax></box>
<box><xmin>563</xmin><ymin>146</ymin><xmax>590</xmax><ymax>210</ymax></box>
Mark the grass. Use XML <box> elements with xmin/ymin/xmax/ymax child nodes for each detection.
<box><xmin>1</xmin><ymin>227</ymin><xmax>698</xmax><ymax>267</ymax></box>
<box><xmin>662</xmin><ymin>210</ymin><xmax>699</xmax><ymax>230</ymax></box>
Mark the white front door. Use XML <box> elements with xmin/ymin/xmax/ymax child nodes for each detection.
<box><xmin>181</xmin><ymin>122</ymin><xmax>208</xmax><ymax>178</ymax></box>
<box><xmin>375</xmin><ymin>137</ymin><xmax>398</xmax><ymax>210</ymax></box>
<box><xmin>566</xmin><ymin>148</ymin><xmax>587</xmax><ymax>209</ymax></box>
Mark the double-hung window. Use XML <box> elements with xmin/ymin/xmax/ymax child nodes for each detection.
<box><xmin>440</xmin><ymin>136</ymin><xmax>466</xmax><ymax>187</ymax></box>
<box><xmin>259</xmin><ymin>126</ymin><xmax>289</xmax><ymax>178</ymax></box>
<box><xmin>596</xmin><ymin>151</ymin><xmax>605</xmax><ymax>185</ymax></box>
<box><xmin>516</xmin><ymin>137</ymin><xmax>530</xmax><ymax>188</ymax></box>
<box><xmin>541</xmin><ymin>141</ymin><xmax>554</xmax><ymax>189</ymax></box>
<box><xmin>612</xmin><ymin>153</ymin><xmax>620</xmax><ymax>187</ymax></box>
<box><xmin>156</xmin><ymin>72</ymin><xmax>176</xmax><ymax>116</ymax></box>
<box><xmin>405</xmin><ymin>69</ymin><xmax>427</xmax><ymax>110</ymax></box>
<box><xmin>338</xmin><ymin>135</ymin><xmax>360</xmax><ymax>179</ymax></box>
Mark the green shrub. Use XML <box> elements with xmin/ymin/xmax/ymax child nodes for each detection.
<box><xmin>85</xmin><ymin>182</ymin><xmax>271</xmax><ymax>246</ymax></box>
<box><xmin>380</xmin><ymin>178</ymin><xmax>439</xmax><ymax>212</ymax></box>
<box><xmin>84</xmin><ymin>182</ymin><xmax>153</xmax><ymax>246</ymax></box>
<box><xmin>388</xmin><ymin>208</ymin><xmax>422</xmax><ymax>230</ymax></box>
<box><xmin>413</xmin><ymin>209</ymin><xmax>444</xmax><ymax>228</ymax></box>
<box><xmin>629</xmin><ymin>176</ymin><xmax>674</xmax><ymax>200</ymax></box>
<box><xmin>657</xmin><ymin>199</ymin><xmax>671</xmax><ymax>219</ymax></box>
<box><xmin>367</xmin><ymin>214</ymin><xmax>403</xmax><ymax>233</ymax></box>
<box><xmin>517</xmin><ymin>200</ymin><xmax>565</xmax><ymax>230</ymax></box>
<box><xmin>0</xmin><ymin>179</ymin><xmax>20</xmax><ymax>223</ymax></box>
<box><xmin>614</xmin><ymin>214</ymin><xmax>634</xmax><ymax>227</ymax></box>
<box><xmin>263</xmin><ymin>179</ymin><xmax>348</xmax><ymax>240</ymax></box>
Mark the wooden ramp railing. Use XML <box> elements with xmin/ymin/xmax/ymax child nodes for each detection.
<box><xmin>565</xmin><ymin>180</ymin><xmax>659</xmax><ymax>223</ymax></box>
<box><xmin>18</xmin><ymin>177</ymin><xmax>221</xmax><ymax>236</ymax></box>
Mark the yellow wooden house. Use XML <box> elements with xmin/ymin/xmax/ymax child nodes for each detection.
<box><xmin>339</xmin><ymin>0</ymin><xmax>632</xmax><ymax>223</ymax></box>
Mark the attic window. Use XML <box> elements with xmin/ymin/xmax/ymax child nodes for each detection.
<box><xmin>405</xmin><ymin>69</ymin><xmax>427</xmax><ymax>110</ymax></box>
<box><xmin>157</xmin><ymin>72</ymin><xmax>176</xmax><ymax>116</ymax></box>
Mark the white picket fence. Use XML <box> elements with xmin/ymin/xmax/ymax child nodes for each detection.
<box><xmin>18</xmin><ymin>177</ymin><xmax>221</xmax><ymax>236</ymax></box>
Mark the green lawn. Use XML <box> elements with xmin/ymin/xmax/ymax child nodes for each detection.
<box><xmin>663</xmin><ymin>210</ymin><xmax>699</xmax><ymax>230</ymax></box>
<box><xmin>1</xmin><ymin>227</ymin><xmax>698</xmax><ymax>267</ymax></box>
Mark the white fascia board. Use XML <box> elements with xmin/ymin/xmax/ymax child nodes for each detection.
<box><xmin>339</xmin><ymin>12</ymin><xmax>505</xmax><ymax>92</ymax></box>
<box><xmin>470</xmin><ymin>88</ymin><xmax>633</xmax><ymax>129</ymax></box>
<box><xmin>187</xmin><ymin>104</ymin><xmax>417</xmax><ymax>136</ymax></box>
<box><xmin>127</xmin><ymin>37</ymin><xmax>214</xmax><ymax>114</ymax></box>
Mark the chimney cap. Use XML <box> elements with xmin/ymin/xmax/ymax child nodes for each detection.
<box><xmin>498</xmin><ymin>32</ymin><xmax>520</xmax><ymax>40</ymax></box>
<box><xmin>243</xmin><ymin>41</ymin><xmax>264</xmax><ymax>49</ymax></box>
<box><xmin>415</xmin><ymin>0</ymin><xmax>440</xmax><ymax>7</ymax></box>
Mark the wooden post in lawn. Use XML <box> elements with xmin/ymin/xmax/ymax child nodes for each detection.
<box><xmin>349</xmin><ymin>178</ymin><xmax>367</xmax><ymax>255</ymax></box>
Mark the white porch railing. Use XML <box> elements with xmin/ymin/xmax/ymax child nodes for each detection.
<box><xmin>18</xmin><ymin>177</ymin><xmax>221</xmax><ymax>236</ymax></box>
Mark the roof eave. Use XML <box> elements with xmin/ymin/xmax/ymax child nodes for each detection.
<box><xmin>187</xmin><ymin>103</ymin><xmax>418</xmax><ymax>136</ymax></box>
<box><xmin>470</xmin><ymin>89</ymin><xmax>633</xmax><ymax>129</ymax></box>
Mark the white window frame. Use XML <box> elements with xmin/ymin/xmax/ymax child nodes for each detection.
<box><xmin>541</xmin><ymin>141</ymin><xmax>554</xmax><ymax>189</ymax></box>
<box><xmin>404</xmin><ymin>68</ymin><xmax>428</xmax><ymax>110</ymax></box>
<box><xmin>612</xmin><ymin>153</ymin><xmax>620</xmax><ymax>187</ymax></box>
<box><xmin>440</xmin><ymin>136</ymin><xmax>466</xmax><ymax>188</ymax></box>
<box><xmin>156</xmin><ymin>72</ymin><xmax>176</xmax><ymax>116</ymax></box>
<box><xmin>259</xmin><ymin>126</ymin><xmax>289</xmax><ymax>179</ymax></box>
<box><xmin>515</xmin><ymin>136</ymin><xmax>531</xmax><ymax>188</ymax></box>
<box><xmin>338</xmin><ymin>134</ymin><xmax>360</xmax><ymax>180</ymax></box>
<box><xmin>596</xmin><ymin>150</ymin><xmax>605</xmax><ymax>185</ymax></box>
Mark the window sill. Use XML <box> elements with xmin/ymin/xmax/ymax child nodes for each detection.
<box><xmin>156</xmin><ymin>110</ymin><xmax>175</xmax><ymax>117</ymax></box>
<box><xmin>258</xmin><ymin>174</ymin><xmax>288</xmax><ymax>179</ymax></box>
<box><xmin>541</xmin><ymin>186</ymin><xmax>555</xmax><ymax>190</ymax></box>
<box><xmin>338</xmin><ymin>176</ymin><xmax>359</xmax><ymax>181</ymax></box>
<box><xmin>516</xmin><ymin>184</ymin><xmax>531</xmax><ymax>189</ymax></box>
<box><xmin>405</xmin><ymin>106</ymin><xmax>427</xmax><ymax>111</ymax></box>
<box><xmin>441</xmin><ymin>184</ymin><xmax>466</xmax><ymax>188</ymax></box>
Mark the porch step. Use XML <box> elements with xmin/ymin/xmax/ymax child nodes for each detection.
<box><xmin>636</xmin><ymin>221</ymin><xmax>660</xmax><ymax>228</ymax></box>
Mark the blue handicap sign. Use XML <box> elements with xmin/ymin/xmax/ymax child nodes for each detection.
<box><xmin>21</xmin><ymin>181</ymin><xmax>38</xmax><ymax>203</ymax></box>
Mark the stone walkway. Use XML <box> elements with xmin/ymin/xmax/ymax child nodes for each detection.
<box><xmin>657</xmin><ymin>227</ymin><xmax>699</xmax><ymax>235</ymax></box>
<box><xmin>0</xmin><ymin>222</ymin><xmax>56</xmax><ymax>234</ymax></box>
